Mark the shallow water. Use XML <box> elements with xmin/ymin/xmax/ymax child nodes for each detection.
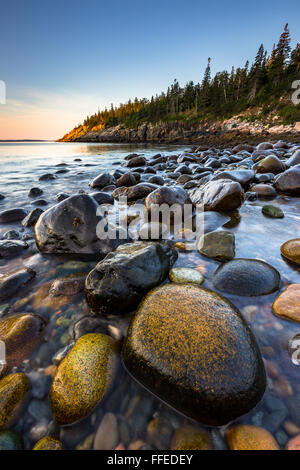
<box><xmin>0</xmin><ymin>141</ymin><xmax>300</xmax><ymax>450</ymax></box>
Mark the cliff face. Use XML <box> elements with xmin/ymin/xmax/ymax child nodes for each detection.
<box><xmin>59</xmin><ymin>118</ymin><xmax>300</xmax><ymax>145</ymax></box>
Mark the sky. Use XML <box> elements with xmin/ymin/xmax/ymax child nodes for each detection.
<box><xmin>0</xmin><ymin>0</ymin><xmax>299</xmax><ymax>140</ymax></box>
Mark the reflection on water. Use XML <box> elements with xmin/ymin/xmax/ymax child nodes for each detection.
<box><xmin>0</xmin><ymin>142</ymin><xmax>300</xmax><ymax>450</ymax></box>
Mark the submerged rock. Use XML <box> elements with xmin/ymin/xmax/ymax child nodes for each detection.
<box><xmin>169</xmin><ymin>267</ymin><xmax>204</xmax><ymax>285</ymax></box>
<box><xmin>122</xmin><ymin>283</ymin><xmax>266</xmax><ymax>426</ymax></box>
<box><xmin>0</xmin><ymin>208</ymin><xmax>27</xmax><ymax>223</ymax></box>
<box><xmin>281</xmin><ymin>238</ymin><xmax>300</xmax><ymax>265</ymax></box>
<box><xmin>35</xmin><ymin>194</ymin><xmax>124</xmax><ymax>258</ymax></box>
<box><xmin>50</xmin><ymin>333</ymin><xmax>119</xmax><ymax>425</ymax></box>
<box><xmin>0</xmin><ymin>314</ymin><xmax>47</xmax><ymax>368</ymax></box>
<box><xmin>226</xmin><ymin>425</ymin><xmax>279</xmax><ymax>450</ymax></box>
<box><xmin>0</xmin><ymin>267</ymin><xmax>36</xmax><ymax>301</ymax></box>
<box><xmin>213</xmin><ymin>258</ymin><xmax>280</xmax><ymax>296</ymax></box>
<box><xmin>33</xmin><ymin>436</ymin><xmax>63</xmax><ymax>450</ymax></box>
<box><xmin>171</xmin><ymin>425</ymin><xmax>211</xmax><ymax>450</ymax></box>
<box><xmin>0</xmin><ymin>430</ymin><xmax>23</xmax><ymax>450</ymax></box>
<box><xmin>0</xmin><ymin>240</ymin><xmax>28</xmax><ymax>258</ymax></box>
<box><xmin>189</xmin><ymin>179</ymin><xmax>245</xmax><ymax>212</ymax></box>
<box><xmin>0</xmin><ymin>373</ymin><xmax>29</xmax><ymax>430</ymax></box>
<box><xmin>273</xmin><ymin>284</ymin><xmax>300</xmax><ymax>323</ymax></box>
<box><xmin>262</xmin><ymin>205</ymin><xmax>284</xmax><ymax>218</ymax></box>
<box><xmin>85</xmin><ymin>241</ymin><xmax>177</xmax><ymax>315</ymax></box>
<box><xmin>197</xmin><ymin>230</ymin><xmax>235</xmax><ymax>261</ymax></box>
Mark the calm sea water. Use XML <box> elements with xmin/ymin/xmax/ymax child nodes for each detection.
<box><xmin>0</xmin><ymin>141</ymin><xmax>300</xmax><ymax>450</ymax></box>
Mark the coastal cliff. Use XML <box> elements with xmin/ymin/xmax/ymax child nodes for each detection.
<box><xmin>59</xmin><ymin>117</ymin><xmax>300</xmax><ymax>146</ymax></box>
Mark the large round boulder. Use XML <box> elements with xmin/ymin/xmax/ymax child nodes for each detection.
<box><xmin>34</xmin><ymin>194</ymin><xmax>124</xmax><ymax>258</ymax></box>
<box><xmin>189</xmin><ymin>179</ymin><xmax>245</xmax><ymax>212</ymax></box>
<box><xmin>122</xmin><ymin>283</ymin><xmax>266</xmax><ymax>426</ymax></box>
<box><xmin>213</xmin><ymin>258</ymin><xmax>280</xmax><ymax>296</ymax></box>
<box><xmin>85</xmin><ymin>241</ymin><xmax>177</xmax><ymax>315</ymax></box>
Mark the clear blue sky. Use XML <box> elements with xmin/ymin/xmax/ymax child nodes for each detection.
<box><xmin>0</xmin><ymin>0</ymin><xmax>299</xmax><ymax>139</ymax></box>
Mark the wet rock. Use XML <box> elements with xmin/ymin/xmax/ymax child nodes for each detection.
<box><xmin>0</xmin><ymin>239</ymin><xmax>28</xmax><ymax>258</ymax></box>
<box><xmin>197</xmin><ymin>211</ymin><xmax>231</xmax><ymax>233</ymax></box>
<box><xmin>35</xmin><ymin>194</ymin><xmax>124</xmax><ymax>258</ymax></box>
<box><xmin>226</xmin><ymin>425</ymin><xmax>279</xmax><ymax>450</ymax></box>
<box><xmin>286</xmin><ymin>434</ymin><xmax>300</xmax><ymax>450</ymax></box>
<box><xmin>32</xmin><ymin>199</ymin><xmax>48</xmax><ymax>206</ymax></box>
<box><xmin>116</xmin><ymin>172</ymin><xmax>137</xmax><ymax>187</ymax></box>
<box><xmin>148</xmin><ymin>175</ymin><xmax>165</xmax><ymax>186</ymax></box>
<box><xmin>0</xmin><ymin>373</ymin><xmax>29</xmax><ymax>430</ymax></box>
<box><xmin>274</xmin><ymin>166</ymin><xmax>300</xmax><ymax>195</ymax></box>
<box><xmin>85</xmin><ymin>241</ymin><xmax>177</xmax><ymax>315</ymax></box>
<box><xmin>0</xmin><ymin>194</ymin><xmax>5</xmax><ymax>200</ymax></box>
<box><xmin>256</xmin><ymin>155</ymin><xmax>285</xmax><ymax>174</ymax></box>
<box><xmin>50</xmin><ymin>333</ymin><xmax>119</xmax><ymax>425</ymax></box>
<box><xmin>28</xmin><ymin>187</ymin><xmax>43</xmax><ymax>198</ymax></box>
<box><xmin>49</xmin><ymin>273</ymin><xmax>86</xmax><ymax>296</ymax></box>
<box><xmin>90</xmin><ymin>192</ymin><xmax>114</xmax><ymax>205</ymax></box>
<box><xmin>286</xmin><ymin>150</ymin><xmax>300</xmax><ymax>167</ymax></box>
<box><xmin>281</xmin><ymin>239</ymin><xmax>300</xmax><ymax>265</ymax></box>
<box><xmin>93</xmin><ymin>412</ymin><xmax>119</xmax><ymax>450</ymax></box>
<box><xmin>0</xmin><ymin>267</ymin><xmax>36</xmax><ymax>301</ymax></box>
<box><xmin>73</xmin><ymin>316</ymin><xmax>108</xmax><ymax>340</ymax></box>
<box><xmin>233</xmin><ymin>144</ymin><xmax>254</xmax><ymax>153</ymax></box>
<box><xmin>171</xmin><ymin>425</ymin><xmax>211</xmax><ymax>450</ymax></box>
<box><xmin>0</xmin><ymin>208</ymin><xmax>27</xmax><ymax>223</ymax></box>
<box><xmin>89</xmin><ymin>172</ymin><xmax>115</xmax><ymax>189</ymax></box>
<box><xmin>122</xmin><ymin>283</ymin><xmax>266</xmax><ymax>426</ymax></box>
<box><xmin>257</xmin><ymin>142</ymin><xmax>273</xmax><ymax>151</ymax></box>
<box><xmin>197</xmin><ymin>230</ymin><xmax>235</xmax><ymax>261</ymax></box>
<box><xmin>125</xmin><ymin>156</ymin><xmax>146</xmax><ymax>168</ymax></box>
<box><xmin>189</xmin><ymin>179</ymin><xmax>245</xmax><ymax>212</ymax></box>
<box><xmin>3</xmin><ymin>229</ymin><xmax>19</xmax><ymax>239</ymax></box>
<box><xmin>0</xmin><ymin>314</ymin><xmax>46</xmax><ymax>368</ymax></box>
<box><xmin>55</xmin><ymin>192</ymin><xmax>69</xmax><ymax>202</ymax></box>
<box><xmin>273</xmin><ymin>284</ymin><xmax>300</xmax><ymax>322</ymax></box>
<box><xmin>213</xmin><ymin>258</ymin><xmax>280</xmax><ymax>296</ymax></box>
<box><xmin>113</xmin><ymin>183</ymin><xmax>158</xmax><ymax>202</ymax></box>
<box><xmin>0</xmin><ymin>430</ymin><xmax>23</xmax><ymax>450</ymax></box>
<box><xmin>39</xmin><ymin>173</ymin><xmax>55</xmax><ymax>181</ymax></box>
<box><xmin>169</xmin><ymin>267</ymin><xmax>204</xmax><ymax>285</ymax></box>
<box><xmin>33</xmin><ymin>436</ymin><xmax>63</xmax><ymax>450</ymax></box>
<box><xmin>249</xmin><ymin>184</ymin><xmax>277</xmax><ymax>198</ymax></box>
<box><xmin>22</xmin><ymin>208</ymin><xmax>43</xmax><ymax>227</ymax></box>
<box><xmin>145</xmin><ymin>186</ymin><xmax>189</xmax><ymax>211</ymax></box>
<box><xmin>212</xmin><ymin>169</ymin><xmax>255</xmax><ymax>187</ymax></box>
<box><xmin>262</xmin><ymin>205</ymin><xmax>284</xmax><ymax>218</ymax></box>
<box><xmin>255</xmin><ymin>173</ymin><xmax>274</xmax><ymax>183</ymax></box>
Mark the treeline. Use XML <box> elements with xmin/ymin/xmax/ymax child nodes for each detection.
<box><xmin>81</xmin><ymin>25</ymin><xmax>300</xmax><ymax>131</ymax></box>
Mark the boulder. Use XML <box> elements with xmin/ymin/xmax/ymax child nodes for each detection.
<box><xmin>212</xmin><ymin>170</ymin><xmax>255</xmax><ymax>187</ymax></box>
<box><xmin>197</xmin><ymin>230</ymin><xmax>235</xmax><ymax>261</ymax></box>
<box><xmin>273</xmin><ymin>284</ymin><xmax>300</xmax><ymax>323</ymax></box>
<box><xmin>50</xmin><ymin>333</ymin><xmax>119</xmax><ymax>425</ymax></box>
<box><xmin>281</xmin><ymin>238</ymin><xmax>300</xmax><ymax>265</ymax></box>
<box><xmin>255</xmin><ymin>155</ymin><xmax>285</xmax><ymax>174</ymax></box>
<box><xmin>213</xmin><ymin>258</ymin><xmax>280</xmax><ymax>296</ymax></box>
<box><xmin>286</xmin><ymin>150</ymin><xmax>300</xmax><ymax>167</ymax></box>
<box><xmin>122</xmin><ymin>284</ymin><xmax>266</xmax><ymax>426</ymax></box>
<box><xmin>89</xmin><ymin>173</ymin><xmax>115</xmax><ymax>189</ymax></box>
<box><xmin>226</xmin><ymin>425</ymin><xmax>279</xmax><ymax>450</ymax></box>
<box><xmin>85</xmin><ymin>241</ymin><xmax>177</xmax><ymax>315</ymax></box>
<box><xmin>0</xmin><ymin>373</ymin><xmax>29</xmax><ymax>430</ymax></box>
<box><xmin>0</xmin><ymin>314</ymin><xmax>47</xmax><ymax>368</ymax></box>
<box><xmin>125</xmin><ymin>156</ymin><xmax>146</xmax><ymax>168</ymax></box>
<box><xmin>274</xmin><ymin>166</ymin><xmax>300</xmax><ymax>195</ymax></box>
<box><xmin>22</xmin><ymin>208</ymin><xmax>43</xmax><ymax>227</ymax></box>
<box><xmin>34</xmin><ymin>194</ymin><xmax>124</xmax><ymax>258</ymax></box>
<box><xmin>0</xmin><ymin>208</ymin><xmax>27</xmax><ymax>223</ymax></box>
<box><xmin>189</xmin><ymin>179</ymin><xmax>245</xmax><ymax>212</ymax></box>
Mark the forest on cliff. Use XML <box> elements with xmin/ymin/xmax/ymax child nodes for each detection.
<box><xmin>64</xmin><ymin>25</ymin><xmax>300</xmax><ymax>139</ymax></box>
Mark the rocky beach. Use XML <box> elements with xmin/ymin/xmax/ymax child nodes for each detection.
<box><xmin>0</xmin><ymin>138</ymin><xmax>300</xmax><ymax>451</ymax></box>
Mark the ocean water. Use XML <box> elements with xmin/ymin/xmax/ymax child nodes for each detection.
<box><xmin>0</xmin><ymin>141</ymin><xmax>300</xmax><ymax>450</ymax></box>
